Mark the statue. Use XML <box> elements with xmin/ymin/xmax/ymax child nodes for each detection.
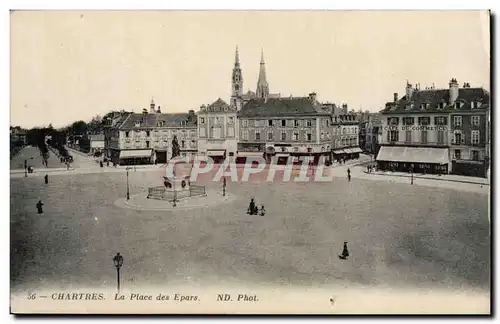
<box><xmin>171</xmin><ymin>135</ymin><xmax>181</xmax><ymax>160</ymax></box>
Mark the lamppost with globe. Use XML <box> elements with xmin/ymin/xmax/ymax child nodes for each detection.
<box><xmin>112</xmin><ymin>253</ymin><xmax>124</xmax><ymax>292</ymax></box>
<box><xmin>126</xmin><ymin>167</ymin><xmax>132</xmax><ymax>200</ymax></box>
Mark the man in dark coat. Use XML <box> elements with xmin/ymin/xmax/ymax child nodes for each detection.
<box><xmin>44</xmin><ymin>174</ymin><xmax>48</xmax><ymax>184</ymax></box>
<box><xmin>36</xmin><ymin>200</ymin><xmax>44</xmax><ymax>214</ymax></box>
<box><xmin>247</xmin><ymin>198</ymin><xmax>256</xmax><ymax>215</ymax></box>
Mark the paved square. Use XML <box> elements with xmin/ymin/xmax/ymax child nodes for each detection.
<box><xmin>10</xmin><ymin>170</ymin><xmax>490</xmax><ymax>294</ymax></box>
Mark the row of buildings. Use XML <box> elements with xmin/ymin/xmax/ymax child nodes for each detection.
<box><xmin>103</xmin><ymin>47</ymin><xmax>364</xmax><ymax>167</ymax></box>
<box><xmin>101</xmin><ymin>47</ymin><xmax>490</xmax><ymax>177</ymax></box>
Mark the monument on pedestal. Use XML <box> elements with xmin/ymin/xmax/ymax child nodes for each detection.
<box><xmin>147</xmin><ymin>135</ymin><xmax>207</xmax><ymax>204</ymax></box>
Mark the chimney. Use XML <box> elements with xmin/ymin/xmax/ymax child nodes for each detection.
<box><xmin>449</xmin><ymin>78</ymin><xmax>459</xmax><ymax>104</ymax></box>
<box><xmin>308</xmin><ymin>92</ymin><xmax>317</xmax><ymax>102</ymax></box>
<box><xmin>342</xmin><ymin>103</ymin><xmax>348</xmax><ymax>114</ymax></box>
<box><xmin>156</xmin><ymin>106</ymin><xmax>161</xmax><ymax>113</ymax></box>
<box><xmin>188</xmin><ymin>109</ymin><xmax>195</xmax><ymax>122</ymax></box>
<box><xmin>406</xmin><ymin>81</ymin><xmax>414</xmax><ymax>100</ymax></box>
<box><xmin>393</xmin><ymin>93</ymin><xmax>398</xmax><ymax>103</ymax></box>
<box><xmin>142</xmin><ymin>108</ymin><xmax>148</xmax><ymax>116</ymax></box>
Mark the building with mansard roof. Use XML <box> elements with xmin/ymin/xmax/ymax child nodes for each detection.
<box><xmin>377</xmin><ymin>79</ymin><xmax>490</xmax><ymax>177</ymax></box>
<box><xmin>104</xmin><ymin>98</ymin><xmax>198</xmax><ymax>165</ymax></box>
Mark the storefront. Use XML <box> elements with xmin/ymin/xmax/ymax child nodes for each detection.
<box><xmin>119</xmin><ymin>149</ymin><xmax>153</xmax><ymax>165</ymax></box>
<box><xmin>206</xmin><ymin>149</ymin><xmax>226</xmax><ymax>164</ymax></box>
<box><xmin>452</xmin><ymin>160</ymin><xmax>486</xmax><ymax>178</ymax></box>
<box><xmin>236</xmin><ymin>151</ymin><xmax>264</xmax><ymax>164</ymax></box>
<box><xmin>332</xmin><ymin>149</ymin><xmax>347</xmax><ymax>162</ymax></box>
<box><xmin>154</xmin><ymin>150</ymin><xmax>167</xmax><ymax>164</ymax></box>
<box><xmin>376</xmin><ymin>146</ymin><xmax>450</xmax><ymax>175</ymax></box>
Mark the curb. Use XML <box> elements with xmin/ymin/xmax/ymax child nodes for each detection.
<box><xmin>363</xmin><ymin>171</ymin><xmax>490</xmax><ymax>186</ymax></box>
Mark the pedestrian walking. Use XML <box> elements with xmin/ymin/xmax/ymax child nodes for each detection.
<box><xmin>338</xmin><ymin>241</ymin><xmax>349</xmax><ymax>260</ymax></box>
<box><xmin>44</xmin><ymin>174</ymin><xmax>48</xmax><ymax>184</ymax></box>
<box><xmin>347</xmin><ymin>168</ymin><xmax>351</xmax><ymax>182</ymax></box>
<box><xmin>36</xmin><ymin>200</ymin><xmax>44</xmax><ymax>214</ymax></box>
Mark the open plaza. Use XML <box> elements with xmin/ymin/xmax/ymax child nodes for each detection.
<box><xmin>10</xmin><ymin>146</ymin><xmax>490</xmax><ymax>297</ymax></box>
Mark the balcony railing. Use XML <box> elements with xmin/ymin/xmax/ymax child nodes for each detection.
<box><xmin>384</xmin><ymin>140</ymin><xmax>448</xmax><ymax>147</ymax></box>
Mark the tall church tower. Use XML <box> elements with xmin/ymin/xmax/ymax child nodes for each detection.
<box><xmin>256</xmin><ymin>48</ymin><xmax>269</xmax><ymax>99</ymax></box>
<box><xmin>231</xmin><ymin>46</ymin><xmax>243</xmax><ymax>109</ymax></box>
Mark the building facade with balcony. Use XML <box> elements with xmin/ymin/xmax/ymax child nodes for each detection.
<box><xmin>104</xmin><ymin>100</ymin><xmax>198</xmax><ymax>165</ymax></box>
<box><xmin>237</xmin><ymin>92</ymin><xmax>334</xmax><ymax>165</ymax></box>
<box><xmin>197</xmin><ymin>98</ymin><xmax>238</xmax><ymax>163</ymax></box>
<box><xmin>377</xmin><ymin>79</ymin><xmax>490</xmax><ymax>177</ymax></box>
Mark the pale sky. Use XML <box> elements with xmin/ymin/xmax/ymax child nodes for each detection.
<box><xmin>10</xmin><ymin>10</ymin><xmax>490</xmax><ymax>128</ymax></box>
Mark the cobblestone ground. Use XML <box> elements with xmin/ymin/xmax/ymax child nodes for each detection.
<box><xmin>10</xmin><ymin>170</ymin><xmax>490</xmax><ymax>294</ymax></box>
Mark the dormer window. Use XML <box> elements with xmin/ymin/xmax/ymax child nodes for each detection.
<box><xmin>134</xmin><ymin>122</ymin><xmax>141</xmax><ymax>127</ymax></box>
<box><xmin>454</xmin><ymin>102</ymin><xmax>461</xmax><ymax>109</ymax></box>
<box><xmin>438</xmin><ymin>102</ymin><xmax>445</xmax><ymax>109</ymax></box>
<box><xmin>420</xmin><ymin>103</ymin><xmax>429</xmax><ymax>110</ymax></box>
<box><xmin>471</xmin><ymin>101</ymin><xmax>481</xmax><ymax>109</ymax></box>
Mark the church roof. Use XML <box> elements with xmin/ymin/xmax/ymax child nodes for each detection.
<box><xmin>239</xmin><ymin>97</ymin><xmax>332</xmax><ymax>117</ymax></box>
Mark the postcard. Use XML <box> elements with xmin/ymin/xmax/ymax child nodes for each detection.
<box><xmin>9</xmin><ymin>10</ymin><xmax>491</xmax><ymax>314</ymax></box>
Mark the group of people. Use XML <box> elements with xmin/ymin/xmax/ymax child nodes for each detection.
<box><xmin>247</xmin><ymin>198</ymin><xmax>265</xmax><ymax>216</ymax></box>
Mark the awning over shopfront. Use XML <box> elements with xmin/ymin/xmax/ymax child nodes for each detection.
<box><xmin>332</xmin><ymin>149</ymin><xmax>346</xmax><ymax>154</ymax></box>
<box><xmin>343</xmin><ymin>148</ymin><xmax>354</xmax><ymax>154</ymax></box>
<box><xmin>207</xmin><ymin>150</ymin><xmax>226</xmax><ymax>157</ymax></box>
<box><xmin>119</xmin><ymin>149</ymin><xmax>153</xmax><ymax>159</ymax></box>
<box><xmin>237</xmin><ymin>152</ymin><xmax>263</xmax><ymax>158</ymax></box>
<box><xmin>376</xmin><ymin>146</ymin><xmax>450</xmax><ymax>164</ymax></box>
<box><xmin>350</xmin><ymin>147</ymin><xmax>363</xmax><ymax>154</ymax></box>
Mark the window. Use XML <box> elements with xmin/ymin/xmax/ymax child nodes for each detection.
<box><xmin>200</xmin><ymin>117</ymin><xmax>205</xmax><ymax>124</ymax></box>
<box><xmin>293</xmin><ymin>133</ymin><xmax>299</xmax><ymax>141</ymax></box>
<box><xmin>438</xmin><ymin>102</ymin><xmax>445</xmax><ymax>109</ymax></box>
<box><xmin>388</xmin><ymin>117</ymin><xmax>399</xmax><ymax>125</ymax></box>
<box><xmin>405</xmin><ymin>130</ymin><xmax>412</xmax><ymax>143</ymax></box>
<box><xmin>146</xmin><ymin>130</ymin><xmax>150</xmax><ymax>137</ymax></box>
<box><xmin>255</xmin><ymin>132</ymin><xmax>261</xmax><ymax>141</ymax></box>
<box><xmin>281</xmin><ymin>120</ymin><xmax>286</xmax><ymax>127</ymax></box>
<box><xmin>181</xmin><ymin>140</ymin><xmax>185</xmax><ymax>148</ymax></box>
<box><xmin>453</xmin><ymin>116</ymin><xmax>462</xmax><ymax>127</ymax></box>
<box><xmin>321</xmin><ymin>132</ymin><xmax>325</xmax><ymax>140</ymax></box>
<box><xmin>242</xmin><ymin>120</ymin><xmax>248</xmax><ymax>127</ymax></box>
<box><xmin>389</xmin><ymin>130</ymin><xmax>399</xmax><ymax>142</ymax></box>
<box><xmin>471</xmin><ymin>101</ymin><xmax>480</xmax><ymax>109</ymax></box>
<box><xmin>306</xmin><ymin>120</ymin><xmax>312</xmax><ymax>127</ymax></box>
<box><xmin>125</xmin><ymin>131</ymin><xmax>130</xmax><ymax>137</ymax></box>
<box><xmin>455</xmin><ymin>102</ymin><xmax>461</xmax><ymax>109</ymax></box>
<box><xmin>325</xmin><ymin>119</ymin><xmax>330</xmax><ymax>127</ymax></box>
<box><xmin>281</xmin><ymin>132</ymin><xmax>286</xmax><ymax>141</ymax></box>
<box><xmin>471</xmin><ymin>130</ymin><xmax>480</xmax><ymax>145</ymax></box>
<box><xmin>307</xmin><ymin>147</ymin><xmax>313</xmax><ymax>153</ymax></box>
<box><xmin>268</xmin><ymin>132</ymin><xmax>273</xmax><ymax>140</ymax></box>
<box><xmin>268</xmin><ymin>120</ymin><xmax>273</xmax><ymax>126</ymax></box>
<box><xmin>254</xmin><ymin>119</ymin><xmax>259</xmax><ymax>127</ymax></box>
<box><xmin>471</xmin><ymin>150</ymin><xmax>479</xmax><ymax>161</ymax></box>
<box><xmin>437</xmin><ymin>130</ymin><xmax>445</xmax><ymax>144</ymax></box>
<box><xmin>228</xmin><ymin>117</ymin><xmax>234</xmax><ymax>124</ymax></box>
<box><xmin>418</xmin><ymin>117</ymin><xmax>430</xmax><ymax>126</ymax></box>
<box><xmin>454</xmin><ymin>132</ymin><xmax>462</xmax><ymax>144</ymax></box>
<box><xmin>471</xmin><ymin>116</ymin><xmax>480</xmax><ymax>127</ymax></box>
<box><xmin>307</xmin><ymin>133</ymin><xmax>312</xmax><ymax>141</ymax></box>
<box><xmin>294</xmin><ymin>120</ymin><xmax>299</xmax><ymax>127</ymax></box>
<box><xmin>454</xmin><ymin>149</ymin><xmax>461</xmax><ymax>159</ymax></box>
<box><xmin>403</xmin><ymin>117</ymin><xmax>414</xmax><ymax>126</ymax></box>
<box><xmin>421</xmin><ymin>130</ymin><xmax>428</xmax><ymax>144</ymax></box>
<box><xmin>146</xmin><ymin>141</ymin><xmax>150</xmax><ymax>148</ymax></box>
<box><xmin>434</xmin><ymin>117</ymin><xmax>447</xmax><ymax>125</ymax></box>
<box><xmin>342</xmin><ymin>128</ymin><xmax>346</xmax><ymax>134</ymax></box>
<box><xmin>242</xmin><ymin>130</ymin><xmax>248</xmax><ymax>140</ymax></box>
<box><xmin>420</xmin><ymin>103</ymin><xmax>429</xmax><ymax>110</ymax></box>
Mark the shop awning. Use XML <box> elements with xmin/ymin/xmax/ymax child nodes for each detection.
<box><xmin>276</xmin><ymin>153</ymin><xmax>290</xmax><ymax>157</ymax></box>
<box><xmin>119</xmin><ymin>149</ymin><xmax>152</xmax><ymax>159</ymax></box>
<box><xmin>333</xmin><ymin>149</ymin><xmax>346</xmax><ymax>154</ymax></box>
<box><xmin>350</xmin><ymin>147</ymin><xmax>363</xmax><ymax>154</ymax></box>
<box><xmin>343</xmin><ymin>148</ymin><xmax>353</xmax><ymax>154</ymax></box>
<box><xmin>376</xmin><ymin>146</ymin><xmax>449</xmax><ymax>164</ymax></box>
<box><xmin>207</xmin><ymin>150</ymin><xmax>226</xmax><ymax>157</ymax></box>
<box><xmin>237</xmin><ymin>152</ymin><xmax>263</xmax><ymax>158</ymax></box>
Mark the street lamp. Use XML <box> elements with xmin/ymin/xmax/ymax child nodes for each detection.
<box><xmin>222</xmin><ymin>176</ymin><xmax>226</xmax><ymax>196</ymax></box>
<box><xmin>24</xmin><ymin>159</ymin><xmax>27</xmax><ymax>178</ymax></box>
<box><xmin>112</xmin><ymin>253</ymin><xmax>124</xmax><ymax>292</ymax></box>
<box><xmin>126</xmin><ymin>167</ymin><xmax>132</xmax><ymax>200</ymax></box>
<box><xmin>410</xmin><ymin>164</ymin><xmax>414</xmax><ymax>185</ymax></box>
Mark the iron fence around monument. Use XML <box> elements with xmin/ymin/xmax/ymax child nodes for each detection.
<box><xmin>147</xmin><ymin>184</ymin><xmax>207</xmax><ymax>201</ymax></box>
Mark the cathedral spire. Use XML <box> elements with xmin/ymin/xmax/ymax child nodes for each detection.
<box><xmin>235</xmin><ymin>46</ymin><xmax>240</xmax><ymax>67</ymax></box>
<box><xmin>256</xmin><ymin>48</ymin><xmax>269</xmax><ymax>99</ymax></box>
